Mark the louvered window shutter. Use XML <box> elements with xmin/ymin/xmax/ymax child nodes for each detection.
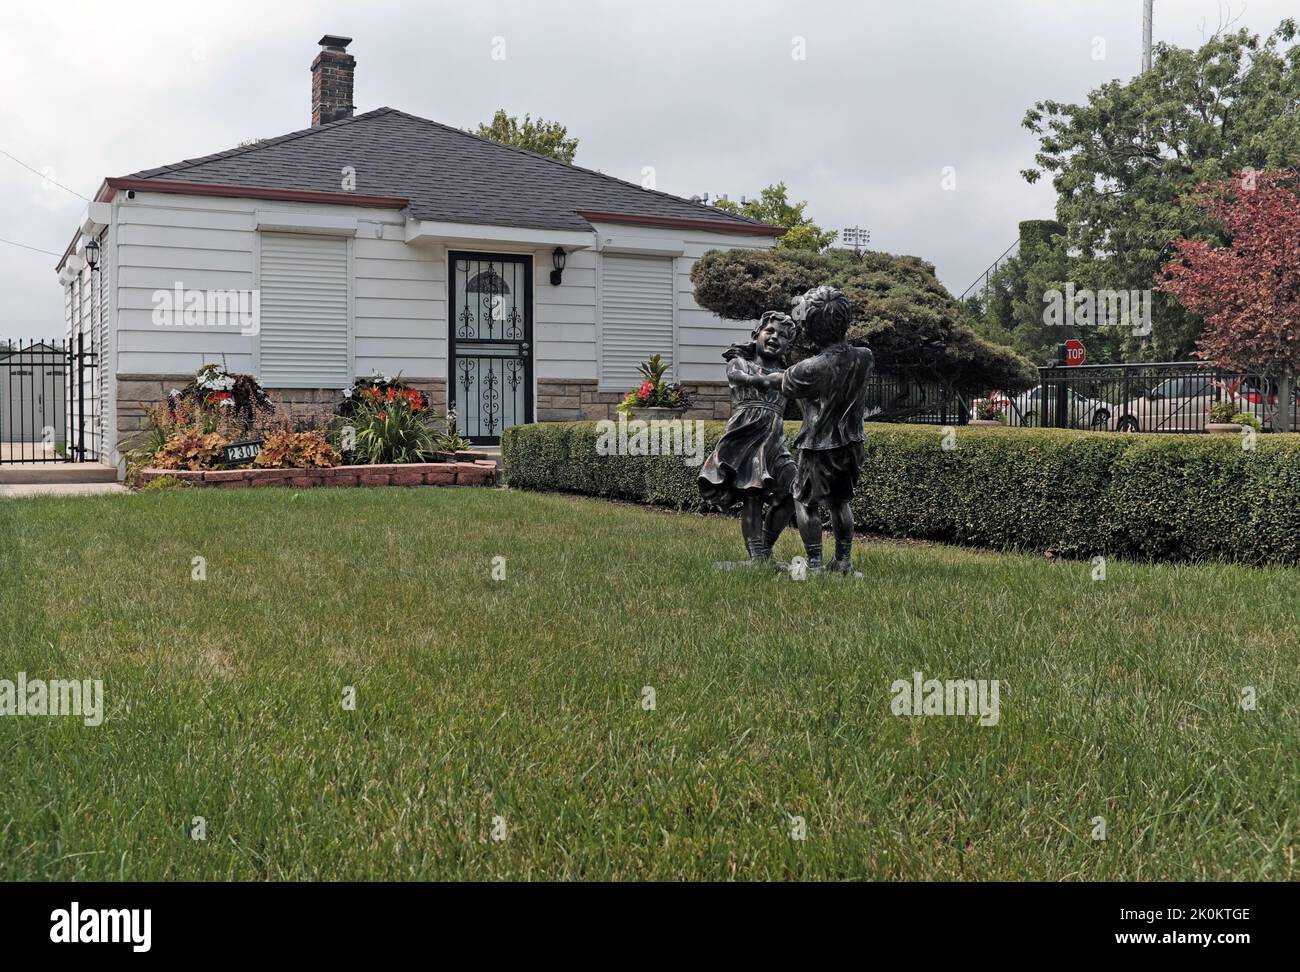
<box><xmin>599</xmin><ymin>254</ymin><xmax>675</xmax><ymax>389</ymax></box>
<box><xmin>258</xmin><ymin>233</ymin><xmax>350</xmax><ymax>387</ymax></box>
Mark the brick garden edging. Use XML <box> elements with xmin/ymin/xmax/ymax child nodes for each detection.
<box><xmin>137</xmin><ymin>461</ymin><xmax>497</xmax><ymax>489</ymax></box>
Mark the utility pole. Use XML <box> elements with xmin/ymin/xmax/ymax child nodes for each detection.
<box><xmin>1141</xmin><ymin>0</ymin><xmax>1154</xmax><ymax>73</ymax></box>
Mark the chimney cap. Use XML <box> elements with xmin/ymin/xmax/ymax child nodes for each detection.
<box><xmin>318</xmin><ymin>34</ymin><xmax>353</xmax><ymax>50</ymax></box>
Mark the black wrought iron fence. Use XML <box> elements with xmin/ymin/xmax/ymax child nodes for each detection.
<box><xmin>0</xmin><ymin>338</ymin><xmax>100</xmax><ymax>464</ymax></box>
<box><xmin>866</xmin><ymin>373</ymin><xmax>967</xmax><ymax>426</ymax></box>
<box><xmin>1027</xmin><ymin>361</ymin><xmax>1298</xmax><ymax>433</ymax></box>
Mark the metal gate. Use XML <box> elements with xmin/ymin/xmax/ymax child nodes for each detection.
<box><xmin>0</xmin><ymin>337</ymin><xmax>99</xmax><ymax>463</ymax></box>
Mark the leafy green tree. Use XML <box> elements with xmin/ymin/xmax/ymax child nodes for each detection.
<box><xmin>714</xmin><ymin>183</ymin><xmax>837</xmax><ymax>252</ymax></box>
<box><xmin>691</xmin><ymin>247</ymin><xmax>1036</xmax><ymax>397</ymax></box>
<box><xmin>1021</xmin><ymin>20</ymin><xmax>1300</xmax><ymax>358</ymax></box>
<box><xmin>967</xmin><ymin>219</ymin><xmax>1132</xmax><ymax>364</ymax></box>
<box><xmin>476</xmin><ymin>110</ymin><xmax>579</xmax><ymax>164</ymax></box>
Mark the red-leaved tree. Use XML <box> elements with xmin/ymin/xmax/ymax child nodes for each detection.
<box><xmin>1158</xmin><ymin>169</ymin><xmax>1300</xmax><ymax>431</ymax></box>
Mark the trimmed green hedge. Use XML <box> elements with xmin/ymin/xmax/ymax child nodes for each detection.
<box><xmin>501</xmin><ymin>422</ymin><xmax>1300</xmax><ymax>565</ymax></box>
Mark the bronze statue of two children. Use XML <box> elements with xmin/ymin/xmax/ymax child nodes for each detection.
<box><xmin>698</xmin><ymin>285</ymin><xmax>873</xmax><ymax>575</ymax></box>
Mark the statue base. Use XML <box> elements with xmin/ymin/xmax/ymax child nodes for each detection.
<box><xmin>712</xmin><ymin>559</ymin><xmax>788</xmax><ymax>573</ymax></box>
<box><xmin>778</xmin><ymin>560</ymin><xmax>864</xmax><ymax>579</ymax></box>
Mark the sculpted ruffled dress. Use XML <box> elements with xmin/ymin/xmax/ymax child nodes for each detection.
<box><xmin>698</xmin><ymin>348</ymin><xmax>796</xmax><ymax>509</ymax></box>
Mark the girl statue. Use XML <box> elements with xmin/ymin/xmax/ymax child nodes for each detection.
<box><xmin>698</xmin><ymin>311</ymin><xmax>797</xmax><ymax>563</ymax></box>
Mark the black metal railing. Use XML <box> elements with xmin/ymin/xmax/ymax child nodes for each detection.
<box><xmin>866</xmin><ymin>373</ymin><xmax>967</xmax><ymax>426</ymax></box>
<box><xmin>959</xmin><ymin>239</ymin><xmax>1019</xmax><ymax>302</ymax></box>
<box><xmin>0</xmin><ymin>338</ymin><xmax>100</xmax><ymax>464</ymax></box>
<box><xmin>1027</xmin><ymin>361</ymin><xmax>1298</xmax><ymax>433</ymax></box>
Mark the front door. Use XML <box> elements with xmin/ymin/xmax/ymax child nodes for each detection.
<box><xmin>448</xmin><ymin>252</ymin><xmax>533</xmax><ymax>444</ymax></box>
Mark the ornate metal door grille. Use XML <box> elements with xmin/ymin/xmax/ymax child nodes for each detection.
<box><xmin>449</xmin><ymin>252</ymin><xmax>532</xmax><ymax>443</ymax></box>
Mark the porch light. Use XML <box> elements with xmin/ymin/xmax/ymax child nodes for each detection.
<box><xmin>84</xmin><ymin>237</ymin><xmax>101</xmax><ymax>271</ymax></box>
<box><xmin>550</xmin><ymin>247</ymin><xmax>566</xmax><ymax>285</ymax></box>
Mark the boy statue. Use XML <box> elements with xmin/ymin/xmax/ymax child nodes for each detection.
<box><xmin>782</xmin><ymin>286</ymin><xmax>874</xmax><ymax>575</ymax></box>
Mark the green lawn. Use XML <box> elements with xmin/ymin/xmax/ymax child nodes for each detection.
<box><xmin>1</xmin><ymin>486</ymin><xmax>1297</xmax><ymax>880</ymax></box>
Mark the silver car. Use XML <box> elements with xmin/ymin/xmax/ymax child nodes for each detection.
<box><xmin>997</xmin><ymin>386</ymin><xmax>1112</xmax><ymax>429</ymax></box>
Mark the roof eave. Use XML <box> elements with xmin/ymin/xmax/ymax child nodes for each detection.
<box><xmin>577</xmin><ymin>209</ymin><xmax>786</xmax><ymax>237</ymax></box>
<box><xmin>59</xmin><ymin>177</ymin><xmax>411</xmax><ymax>271</ymax></box>
<box><xmin>102</xmin><ymin>176</ymin><xmax>410</xmax><ymax>210</ymax></box>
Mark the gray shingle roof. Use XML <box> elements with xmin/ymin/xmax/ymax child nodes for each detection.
<box><xmin>130</xmin><ymin>107</ymin><xmax>773</xmax><ymax>235</ymax></box>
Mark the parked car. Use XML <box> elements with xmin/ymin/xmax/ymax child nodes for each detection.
<box><xmin>992</xmin><ymin>386</ymin><xmax>1112</xmax><ymax>429</ymax></box>
<box><xmin>1102</xmin><ymin>374</ymin><xmax>1282</xmax><ymax>432</ymax></box>
<box><xmin>1106</xmin><ymin>375</ymin><xmax>1217</xmax><ymax>432</ymax></box>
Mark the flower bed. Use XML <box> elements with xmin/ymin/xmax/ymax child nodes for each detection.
<box><xmin>616</xmin><ymin>353</ymin><xmax>691</xmax><ymax>416</ymax></box>
<box><xmin>137</xmin><ymin>461</ymin><xmax>497</xmax><ymax>489</ymax></box>
<box><xmin>126</xmin><ymin>367</ymin><xmax>487</xmax><ymax>488</ymax></box>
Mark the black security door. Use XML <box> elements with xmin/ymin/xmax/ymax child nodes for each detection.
<box><xmin>448</xmin><ymin>252</ymin><xmax>533</xmax><ymax>444</ymax></box>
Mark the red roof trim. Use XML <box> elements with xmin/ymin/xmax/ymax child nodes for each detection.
<box><xmin>100</xmin><ymin>177</ymin><xmax>410</xmax><ymax>209</ymax></box>
<box><xmin>577</xmin><ymin>209</ymin><xmax>786</xmax><ymax>237</ymax></box>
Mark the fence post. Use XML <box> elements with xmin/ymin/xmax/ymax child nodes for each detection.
<box><xmin>65</xmin><ymin>340</ymin><xmax>73</xmax><ymax>463</ymax></box>
<box><xmin>76</xmin><ymin>331</ymin><xmax>85</xmax><ymax>461</ymax></box>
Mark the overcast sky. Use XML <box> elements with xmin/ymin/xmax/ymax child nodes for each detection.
<box><xmin>3</xmin><ymin>0</ymin><xmax>1296</xmax><ymax>338</ymax></box>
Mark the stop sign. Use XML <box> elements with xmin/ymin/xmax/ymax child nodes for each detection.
<box><xmin>1064</xmin><ymin>339</ymin><xmax>1086</xmax><ymax>367</ymax></box>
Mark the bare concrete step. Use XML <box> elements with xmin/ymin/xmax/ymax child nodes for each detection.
<box><xmin>0</xmin><ymin>462</ymin><xmax>118</xmax><ymax>485</ymax></box>
<box><xmin>0</xmin><ymin>482</ymin><xmax>128</xmax><ymax>498</ymax></box>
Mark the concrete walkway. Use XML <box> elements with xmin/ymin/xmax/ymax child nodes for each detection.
<box><xmin>0</xmin><ymin>482</ymin><xmax>129</xmax><ymax>498</ymax></box>
<box><xmin>0</xmin><ymin>459</ymin><xmax>123</xmax><ymax>497</ymax></box>
<box><xmin>0</xmin><ymin>462</ymin><xmax>118</xmax><ymax>485</ymax></box>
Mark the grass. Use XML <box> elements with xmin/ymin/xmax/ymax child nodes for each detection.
<box><xmin>1</xmin><ymin>486</ymin><xmax>1297</xmax><ymax>881</ymax></box>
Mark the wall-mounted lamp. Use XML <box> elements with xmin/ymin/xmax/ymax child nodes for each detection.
<box><xmin>550</xmin><ymin>247</ymin><xmax>566</xmax><ymax>285</ymax></box>
<box><xmin>84</xmin><ymin>237</ymin><xmax>101</xmax><ymax>271</ymax></box>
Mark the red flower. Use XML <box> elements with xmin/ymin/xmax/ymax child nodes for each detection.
<box><xmin>377</xmin><ymin>411</ymin><xmax>387</xmax><ymax>420</ymax></box>
<box><xmin>206</xmin><ymin>391</ymin><xmax>233</xmax><ymax>405</ymax></box>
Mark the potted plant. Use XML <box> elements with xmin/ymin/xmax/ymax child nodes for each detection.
<box><xmin>1207</xmin><ymin>400</ymin><xmax>1242</xmax><ymax>434</ymax></box>
<box><xmin>1233</xmin><ymin>411</ymin><xmax>1263</xmax><ymax>434</ymax></box>
<box><xmin>617</xmin><ymin>353</ymin><xmax>692</xmax><ymax>420</ymax></box>
<box><xmin>166</xmin><ymin>363</ymin><xmax>274</xmax><ymax>433</ymax></box>
<box><xmin>969</xmin><ymin>397</ymin><xmax>1001</xmax><ymax>426</ymax></box>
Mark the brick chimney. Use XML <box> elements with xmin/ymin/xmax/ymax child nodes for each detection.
<box><xmin>311</xmin><ymin>35</ymin><xmax>355</xmax><ymax>127</ymax></box>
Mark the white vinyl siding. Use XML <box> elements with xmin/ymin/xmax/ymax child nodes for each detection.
<box><xmin>599</xmin><ymin>253</ymin><xmax>675</xmax><ymax>389</ymax></box>
<box><xmin>258</xmin><ymin>233</ymin><xmax>351</xmax><ymax>387</ymax></box>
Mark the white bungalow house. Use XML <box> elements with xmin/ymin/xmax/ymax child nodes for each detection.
<box><xmin>55</xmin><ymin>35</ymin><xmax>781</xmax><ymax>472</ymax></box>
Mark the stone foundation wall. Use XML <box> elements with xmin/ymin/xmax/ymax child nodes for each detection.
<box><xmin>116</xmin><ymin>375</ymin><xmax>448</xmax><ymax>448</ymax></box>
<box><xmin>536</xmin><ymin>379</ymin><xmax>730</xmax><ymax>422</ymax></box>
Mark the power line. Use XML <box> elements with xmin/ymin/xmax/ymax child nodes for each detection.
<box><xmin>0</xmin><ymin>237</ymin><xmax>63</xmax><ymax>258</ymax></box>
<box><xmin>0</xmin><ymin>148</ymin><xmax>90</xmax><ymax>201</ymax></box>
